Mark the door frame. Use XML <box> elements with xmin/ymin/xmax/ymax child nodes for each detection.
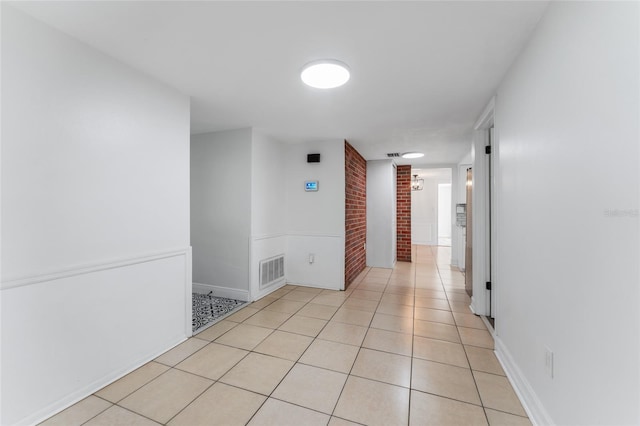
<box><xmin>470</xmin><ymin>97</ymin><xmax>498</xmax><ymax>322</ymax></box>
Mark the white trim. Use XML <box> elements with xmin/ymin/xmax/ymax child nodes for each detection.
<box><xmin>494</xmin><ymin>336</ymin><xmax>555</xmax><ymax>426</ymax></box>
<box><xmin>24</xmin><ymin>335</ymin><xmax>186</xmax><ymax>426</ymax></box>
<box><xmin>285</xmin><ymin>232</ymin><xmax>345</xmax><ymax>238</ymax></box>
<box><xmin>251</xmin><ymin>233</ymin><xmax>287</xmax><ymax>241</ymax></box>
<box><xmin>192</xmin><ymin>282</ymin><xmax>250</xmax><ymax>302</ymax></box>
<box><xmin>184</xmin><ymin>247</ymin><xmax>193</xmax><ymax>337</ymax></box>
<box><xmin>1</xmin><ymin>248</ymin><xmax>190</xmax><ymax>290</ymax></box>
<box><xmin>474</xmin><ymin>96</ymin><xmax>496</xmax><ymax>130</ymax></box>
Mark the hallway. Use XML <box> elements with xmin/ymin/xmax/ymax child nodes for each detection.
<box><xmin>42</xmin><ymin>245</ymin><xmax>529</xmax><ymax>426</ymax></box>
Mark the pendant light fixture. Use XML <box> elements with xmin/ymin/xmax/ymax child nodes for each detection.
<box><xmin>411</xmin><ymin>174</ymin><xmax>424</xmax><ymax>191</ymax></box>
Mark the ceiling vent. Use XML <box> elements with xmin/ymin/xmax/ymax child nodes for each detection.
<box><xmin>386</xmin><ymin>153</ymin><xmax>401</xmax><ymax>158</ymax></box>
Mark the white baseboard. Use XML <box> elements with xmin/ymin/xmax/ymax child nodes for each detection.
<box><xmin>494</xmin><ymin>336</ymin><xmax>554</xmax><ymax>426</ymax></box>
<box><xmin>26</xmin><ymin>334</ymin><xmax>186</xmax><ymax>426</ymax></box>
<box><xmin>193</xmin><ymin>283</ymin><xmax>250</xmax><ymax>302</ymax></box>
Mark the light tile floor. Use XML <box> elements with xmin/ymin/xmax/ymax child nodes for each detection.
<box><xmin>41</xmin><ymin>245</ymin><xmax>531</xmax><ymax>426</ymax></box>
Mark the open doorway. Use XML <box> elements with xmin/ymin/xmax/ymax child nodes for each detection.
<box><xmin>437</xmin><ymin>183</ymin><xmax>452</xmax><ymax>246</ymax></box>
<box><xmin>411</xmin><ymin>168</ymin><xmax>452</xmax><ymax>246</ymax></box>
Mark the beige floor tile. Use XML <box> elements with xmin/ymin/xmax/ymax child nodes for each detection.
<box><xmin>474</xmin><ymin>371</ymin><xmax>527</xmax><ymax>416</ymax></box>
<box><xmin>413</xmin><ymin>336</ymin><xmax>469</xmax><ymax>368</ymax></box>
<box><xmin>154</xmin><ymin>339</ymin><xmax>208</xmax><ymax>367</ymax></box>
<box><xmin>414</xmin><ymin>307</ymin><xmax>455</xmax><ymax>325</ymax></box>
<box><xmin>281</xmin><ymin>290</ymin><xmax>317</xmax><ymax>302</ymax></box>
<box><xmin>318</xmin><ymin>321</ymin><xmax>368</xmax><ymax>346</ymax></box>
<box><xmin>356</xmin><ymin>282</ymin><xmax>387</xmax><ymax>292</ymax></box>
<box><xmin>40</xmin><ymin>396</ymin><xmax>112</xmax><ymax>426</ymax></box>
<box><xmin>219</xmin><ymin>352</ymin><xmax>294</xmax><ymax>395</ymax></box>
<box><xmin>485</xmin><ymin>408</ymin><xmax>532</xmax><ymax>426</ymax></box>
<box><xmin>351</xmin><ymin>348</ymin><xmax>411</xmax><ymax>387</ymax></box>
<box><xmin>453</xmin><ymin>312</ymin><xmax>487</xmax><ymax>329</ymax></box>
<box><xmin>409</xmin><ymin>390</ymin><xmax>487</xmax><ymax>426</ymax></box>
<box><xmin>362</xmin><ymin>328</ymin><xmax>413</xmax><ymax>356</ymax></box>
<box><xmin>359</xmin><ymin>276</ymin><xmax>389</xmax><ymax>286</ymax></box>
<box><xmin>247</xmin><ymin>398</ymin><xmax>330</xmax><ymax>426</ymax></box>
<box><xmin>168</xmin><ymin>382</ymin><xmax>265</xmax><ymax>426</ymax></box>
<box><xmin>119</xmin><ymin>369</ymin><xmax>212</xmax><ymax>424</ymax></box>
<box><xmin>295</xmin><ymin>286</ymin><xmax>324</xmax><ymax>294</ymax></box>
<box><xmin>384</xmin><ymin>285</ymin><xmax>415</xmax><ymax>295</ymax></box>
<box><xmin>299</xmin><ymin>339</ymin><xmax>360</xmax><ymax>373</ymax></box>
<box><xmin>447</xmin><ymin>292</ymin><xmax>472</xmax><ymax>303</ymax></box>
<box><xmin>297</xmin><ymin>303</ymin><xmax>339</xmax><ymax>320</ymax></box>
<box><xmin>272</xmin><ymin>364</ymin><xmax>347</xmax><ymax>414</ymax></box>
<box><xmin>243</xmin><ymin>310</ymin><xmax>292</xmax><ymax>329</ymax></box>
<box><xmin>414</xmin><ymin>289</ymin><xmax>447</xmax><ymax>300</ymax></box>
<box><xmin>415</xmin><ymin>281</ymin><xmax>446</xmax><ymax>290</ymax></box>
<box><xmin>411</xmin><ymin>358</ymin><xmax>481</xmax><ymax>405</ymax></box>
<box><xmin>459</xmin><ymin>327</ymin><xmax>494</xmax><ymax>349</ymax></box>
<box><xmin>342</xmin><ymin>297</ymin><xmax>379</xmax><ymax>312</ymax></box>
<box><xmin>312</xmin><ymin>294</ymin><xmax>348</xmax><ymax>307</ymax></box>
<box><xmin>95</xmin><ymin>362</ymin><xmax>170</xmax><ymax>403</ymax></box>
<box><xmin>414</xmin><ymin>319</ymin><xmax>461</xmax><ymax>343</ymax></box>
<box><xmin>375</xmin><ymin>301</ymin><xmax>415</xmax><ymax>318</ymax></box>
<box><xmin>268</xmin><ymin>287</ymin><xmax>294</xmax><ymax>298</ymax></box>
<box><xmin>84</xmin><ymin>406</ymin><xmax>159</xmax><ymax>426</ymax></box>
<box><xmin>381</xmin><ymin>293</ymin><xmax>414</xmax><ymax>306</ymax></box>
<box><xmin>253</xmin><ymin>330</ymin><xmax>313</xmax><ymax>361</ymax></box>
<box><xmin>449</xmin><ymin>301</ymin><xmax>474</xmax><ymax>314</ymax></box>
<box><xmin>333</xmin><ymin>376</ymin><xmax>409</xmax><ymax>426</ymax></box>
<box><xmin>328</xmin><ymin>416</ymin><xmax>361</xmax><ymax>426</ymax></box>
<box><xmin>193</xmin><ymin>320</ymin><xmax>237</xmax><ymax>341</ymax></box>
<box><xmin>465</xmin><ymin>346</ymin><xmax>505</xmax><ymax>375</ymax></box>
<box><xmin>215</xmin><ymin>323</ymin><xmax>274</xmax><ymax>350</ymax></box>
<box><xmin>332</xmin><ymin>307</ymin><xmax>375</xmax><ymax>327</ymax></box>
<box><xmin>278</xmin><ymin>314</ymin><xmax>328</xmax><ymax>337</ymax></box>
<box><xmin>226</xmin><ymin>307</ymin><xmax>261</xmax><ymax>323</ymax></box>
<box><xmin>249</xmin><ymin>296</ymin><xmax>278</xmax><ymax>310</ymax></box>
<box><xmin>350</xmin><ymin>289</ymin><xmax>383</xmax><ymax>301</ymax></box>
<box><xmin>263</xmin><ymin>299</ymin><xmax>306</xmax><ymax>314</ymax></box>
<box><xmin>371</xmin><ymin>312</ymin><xmax>414</xmax><ymax>334</ymax></box>
<box><xmin>176</xmin><ymin>342</ymin><xmax>248</xmax><ymax>380</ymax></box>
<box><xmin>414</xmin><ymin>297</ymin><xmax>450</xmax><ymax>311</ymax></box>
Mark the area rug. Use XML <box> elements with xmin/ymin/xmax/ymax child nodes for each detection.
<box><xmin>192</xmin><ymin>292</ymin><xmax>246</xmax><ymax>333</ymax></box>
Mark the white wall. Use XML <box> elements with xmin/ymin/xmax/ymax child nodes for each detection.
<box><xmin>366</xmin><ymin>160</ymin><xmax>396</xmax><ymax>268</ymax></box>
<box><xmin>250</xmin><ymin>130</ymin><xmax>287</xmax><ymax>298</ymax></box>
<box><xmin>1</xmin><ymin>6</ymin><xmax>191</xmax><ymax>425</ymax></box>
<box><xmin>490</xmin><ymin>2</ymin><xmax>639</xmax><ymax>425</ymax></box>
<box><xmin>437</xmin><ymin>184</ymin><xmax>451</xmax><ymax>239</ymax></box>
<box><xmin>285</xmin><ymin>140</ymin><xmax>346</xmax><ymax>289</ymax></box>
<box><xmin>191</xmin><ymin>129</ymin><xmax>252</xmax><ymax>300</ymax></box>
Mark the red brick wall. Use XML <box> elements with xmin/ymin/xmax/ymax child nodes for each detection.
<box><xmin>345</xmin><ymin>141</ymin><xmax>367</xmax><ymax>286</ymax></box>
<box><xmin>396</xmin><ymin>165</ymin><xmax>412</xmax><ymax>262</ymax></box>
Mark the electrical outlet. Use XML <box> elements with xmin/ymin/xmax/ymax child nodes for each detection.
<box><xmin>544</xmin><ymin>346</ymin><xmax>554</xmax><ymax>378</ymax></box>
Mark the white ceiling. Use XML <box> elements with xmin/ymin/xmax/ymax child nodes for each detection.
<box><xmin>10</xmin><ymin>1</ymin><xmax>548</xmax><ymax>165</ymax></box>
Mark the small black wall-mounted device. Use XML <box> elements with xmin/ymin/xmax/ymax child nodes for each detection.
<box><xmin>307</xmin><ymin>153</ymin><xmax>321</xmax><ymax>163</ymax></box>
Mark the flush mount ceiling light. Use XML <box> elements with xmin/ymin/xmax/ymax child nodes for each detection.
<box><xmin>402</xmin><ymin>152</ymin><xmax>425</xmax><ymax>159</ymax></box>
<box><xmin>301</xmin><ymin>59</ymin><xmax>350</xmax><ymax>89</ymax></box>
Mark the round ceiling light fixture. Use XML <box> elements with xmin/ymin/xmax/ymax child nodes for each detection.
<box><xmin>301</xmin><ymin>59</ymin><xmax>350</xmax><ymax>89</ymax></box>
<box><xmin>402</xmin><ymin>152</ymin><xmax>425</xmax><ymax>159</ymax></box>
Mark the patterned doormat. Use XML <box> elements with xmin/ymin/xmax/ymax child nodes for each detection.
<box><xmin>192</xmin><ymin>292</ymin><xmax>246</xmax><ymax>333</ymax></box>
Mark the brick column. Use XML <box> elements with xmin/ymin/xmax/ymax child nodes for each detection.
<box><xmin>344</xmin><ymin>141</ymin><xmax>367</xmax><ymax>286</ymax></box>
<box><xmin>396</xmin><ymin>165</ymin><xmax>412</xmax><ymax>262</ymax></box>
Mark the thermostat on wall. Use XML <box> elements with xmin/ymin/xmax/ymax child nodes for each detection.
<box><xmin>305</xmin><ymin>181</ymin><xmax>319</xmax><ymax>191</ymax></box>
